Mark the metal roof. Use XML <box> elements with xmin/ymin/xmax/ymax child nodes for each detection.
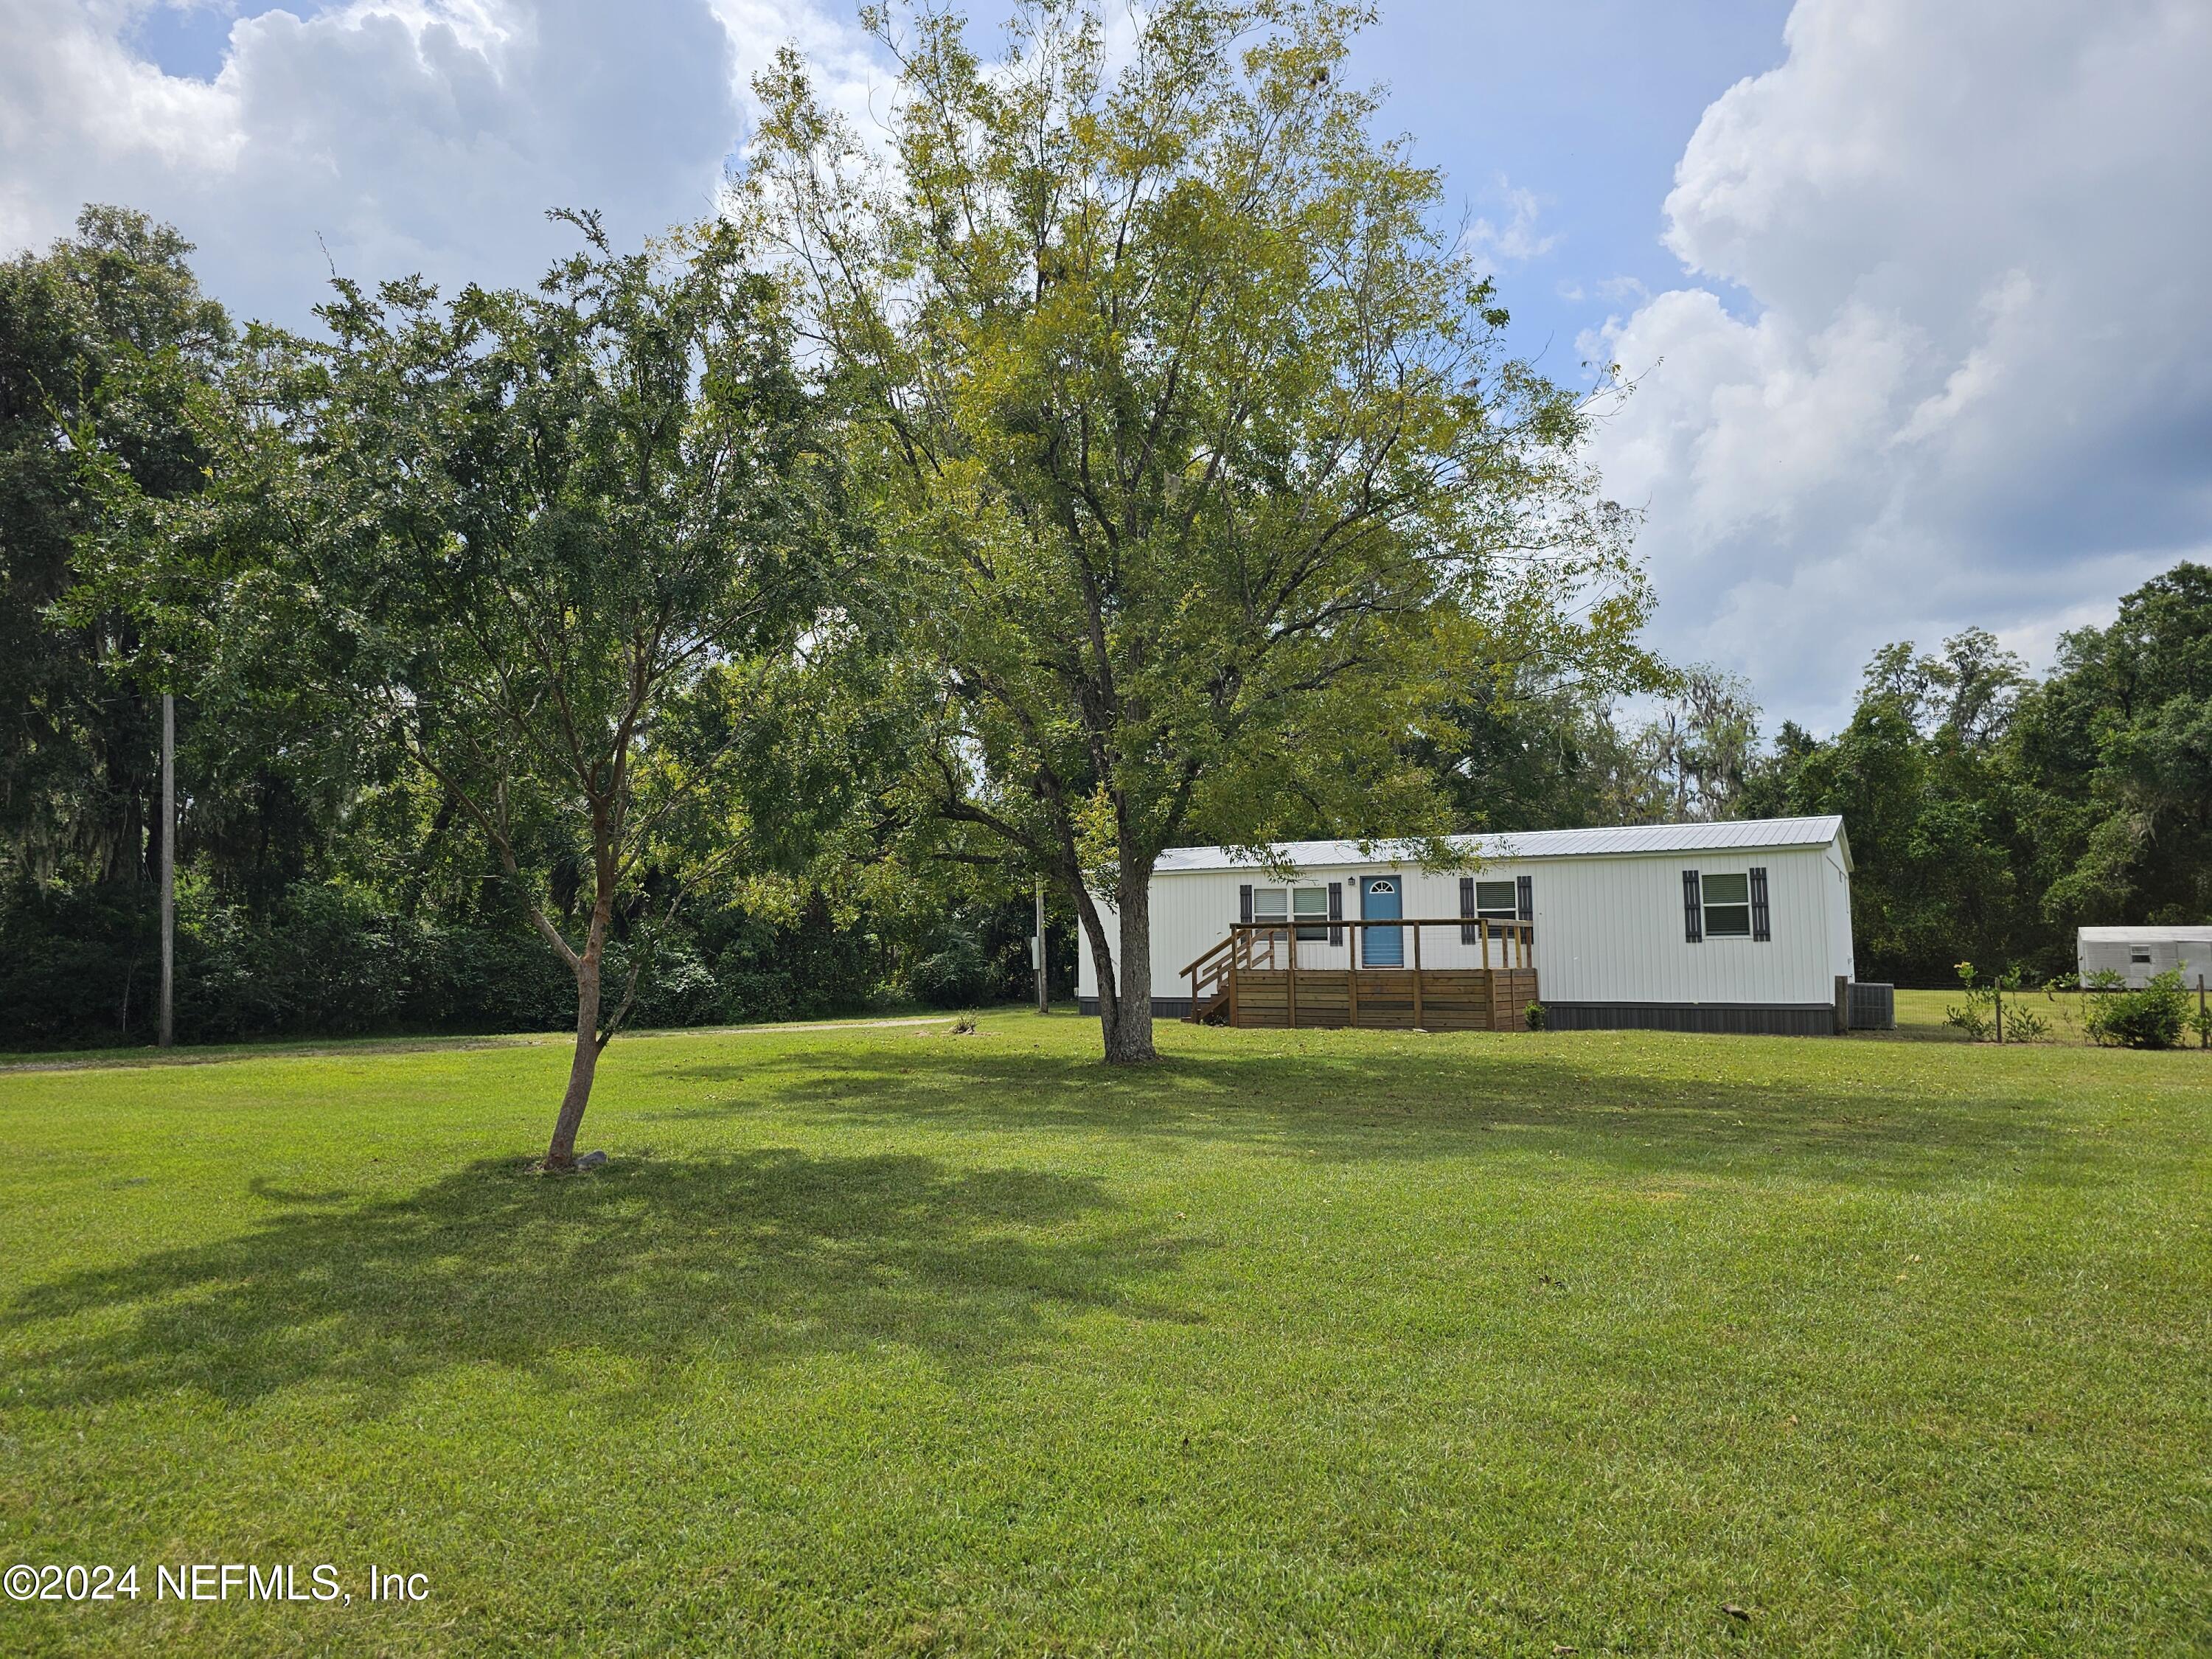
<box><xmin>2077</xmin><ymin>926</ymin><xmax>2212</xmax><ymax>942</ymax></box>
<box><xmin>1153</xmin><ymin>815</ymin><xmax>1851</xmax><ymax>874</ymax></box>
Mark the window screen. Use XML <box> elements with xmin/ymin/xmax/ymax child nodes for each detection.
<box><xmin>1293</xmin><ymin>886</ymin><xmax>1329</xmax><ymax>942</ymax></box>
<box><xmin>1701</xmin><ymin>872</ymin><xmax>1753</xmax><ymax>937</ymax></box>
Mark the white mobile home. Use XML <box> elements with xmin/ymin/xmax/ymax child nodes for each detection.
<box><xmin>2076</xmin><ymin>926</ymin><xmax>2212</xmax><ymax>990</ymax></box>
<box><xmin>1078</xmin><ymin>815</ymin><xmax>1857</xmax><ymax>1036</ymax></box>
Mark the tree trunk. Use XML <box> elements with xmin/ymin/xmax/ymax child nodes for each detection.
<box><xmin>545</xmin><ymin>937</ymin><xmax>602</xmax><ymax>1169</ymax></box>
<box><xmin>1101</xmin><ymin>872</ymin><xmax>1156</xmax><ymax>1063</ymax></box>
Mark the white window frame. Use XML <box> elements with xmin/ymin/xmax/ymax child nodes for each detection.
<box><xmin>1473</xmin><ymin>879</ymin><xmax>1518</xmax><ymax>921</ymax></box>
<box><xmin>1293</xmin><ymin>885</ymin><xmax>1329</xmax><ymax>942</ymax></box>
<box><xmin>1700</xmin><ymin>871</ymin><xmax>1753</xmax><ymax>939</ymax></box>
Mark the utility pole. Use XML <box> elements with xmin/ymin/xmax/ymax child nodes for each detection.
<box><xmin>159</xmin><ymin>691</ymin><xmax>175</xmax><ymax>1049</ymax></box>
<box><xmin>1034</xmin><ymin>877</ymin><xmax>1048</xmax><ymax>1015</ymax></box>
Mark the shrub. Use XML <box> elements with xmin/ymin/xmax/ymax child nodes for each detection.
<box><xmin>2085</xmin><ymin>970</ymin><xmax>2190</xmax><ymax>1050</ymax></box>
<box><xmin>1524</xmin><ymin>1000</ymin><xmax>1548</xmax><ymax>1032</ymax></box>
<box><xmin>1944</xmin><ymin>961</ymin><xmax>2048</xmax><ymax>1042</ymax></box>
<box><xmin>1944</xmin><ymin>961</ymin><xmax>1994</xmax><ymax>1040</ymax></box>
<box><xmin>909</xmin><ymin>934</ymin><xmax>990</xmax><ymax>1009</ymax></box>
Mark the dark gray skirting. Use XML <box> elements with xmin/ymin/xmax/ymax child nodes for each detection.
<box><xmin>1086</xmin><ymin>996</ymin><xmax>1837</xmax><ymax>1034</ymax></box>
<box><xmin>1077</xmin><ymin>996</ymin><xmax>1192</xmax><ymax>1018</ymax></box>
<box><xmin>1543</xmin><ymin>1001</ymin><xmax>1838</xmax><ymax>1036</ymax></box>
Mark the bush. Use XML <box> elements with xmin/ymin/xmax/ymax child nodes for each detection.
<box><xmin>1943</xmin><ymin>960</ymin><xmax>2048</xmax><ymax>1042</ymax></box>
<box><xmin>0</xmin><ymin>880</ymin><xmax>156</xmax><ymax>1048</ymax></box>
<box><xmin>0</xmin><ymin>870</ymin><xmax>903</xmax><ymax>1050</ymax></box>
<box><xmin>2085</xmin><ymin>970</ymin><xmax>2190</xmax><ymax>1050</ymax></box>
<box><xmin>909</xmin><ymin>934</ymin><xmax>990</xmax><ymax>1009</ymax></box>
<box><xmin>1944</xmin><ymin>960</ymin><xmax>1995</xmax><ymax>1040</ymax></box>
<box><xmin>1524</xmin><ymin>1000</ymin><xmax>1548</xmax><ymax>1032</ymax></box>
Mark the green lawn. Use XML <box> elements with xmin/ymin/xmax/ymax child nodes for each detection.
<box><xmin>1</xmin><ymin>1011</ymin><xmax>2206</xmax><ymax>1655</ymax></box>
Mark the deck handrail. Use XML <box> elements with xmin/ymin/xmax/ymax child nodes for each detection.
<box><xmin>1225</xmin><ymin>916</ymin><xmax>1534</xmax><ymax>974</ymax></box>
<box><xmin>1189</xmin><ymin>918</ymin><xmax>1531</xmax><ymax>970</ymax></box>
<box><xmin>1224</xmin><ymin>917</ymin><xmax>1532</xmax><ymax>933</ymax></box>
<box><xmin>1180</xmin><ymin>932</ymin><xmax>1239</xmax><ymax>979</ymax></box>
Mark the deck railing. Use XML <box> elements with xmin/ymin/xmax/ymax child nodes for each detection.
<box><xmin>1180</xmin><ymin>916</ymin><xmax>1535</xmax><ymax>1026</ymax></box>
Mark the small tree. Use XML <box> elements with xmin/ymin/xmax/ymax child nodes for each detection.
<box><xmin>743</xmin><ymin>0</ymin><xmax>1649</xmax><ymax>1061</ymax></box>
<box><xmin>2084</xmin><ymin>970</ymin><xmax>2190</xmax><ymax>1051</ymax></box>
<box><xmin>106</xmin><ymin>217</ymin><xmax>840</xmax><ymax>1165</ymax></box>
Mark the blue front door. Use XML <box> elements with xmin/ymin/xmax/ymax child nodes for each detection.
<box><xmin>1362</xmin><ymin>877</ymin><xmax>1403</xmax><ymax>966</ymax></box>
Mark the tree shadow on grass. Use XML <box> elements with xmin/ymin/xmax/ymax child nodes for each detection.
<box><xmin>651</xmin><ymin>1034</ymin><xmax>2087</xmax><ymax>1192</ymax></box>
<box><xmin>8</xmin><ymin>1150</ymin><xmax>1193</xmax><ymax>1413</ymax></box>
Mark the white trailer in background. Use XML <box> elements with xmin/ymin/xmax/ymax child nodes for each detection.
<box><xmin>2077</xmin><ymin>926</ymin><xmax>2212</xmax><ymax>990</ymax></box>
<box><xmin>1079</xmin><ymin>815</ymin><xmax>1859</xmax><ymax>1036</ymax></box>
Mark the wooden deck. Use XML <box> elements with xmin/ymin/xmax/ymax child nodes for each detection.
<box><xmin>1229</xmin><ymin>967</ymin><xmax>1539</xmax><ymax>1032</ymax></box>
<box><xmin>1183</xmin><ymin>917</ymin><xmax>1540</xmax><ymax>1032</ymax></box>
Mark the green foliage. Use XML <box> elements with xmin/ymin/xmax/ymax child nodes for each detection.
<box><xmin>1942</xmin><ymin>960</ymin><xmax>2050</xmax><ymax>1043</ymax></box>
<box><xmin>71</xmin><ymin>212</ymin><xmax>857</xmax><ymax>1154</ymax></box>
<box><xmin>742</xmin><ymin>0</ymin><xmax>1652</xmax><ymax>1056</ymax></box>
<box><xmin>2016</xmin><ymin>564</ymin><xmax>2212</xmax><ymax>931</ymax></box>
<box><xmin>0</xmin><ymin>872</ymin><xmax>905</xmax><ymax>1051</ymax></box>
<box><xmin>1523</xmin><ymin>1000</ymin><xmax>1548</xmax><ymax>1032</ymax></box>
<box><xmin>0</xmin><ymin>206</ymin><xmax>231</xmax><ymax>888</ymax></box>
<box><xmin>2084</xmin><ymin>970</ymin><xmax>2191</xmax><ymax>1051</ymax></box>
<box><xmin>909</xmin><ymin>934</ymin><xmax>991</xmax><ymax>1009</ymax></box>
<box><xmin>1943</xmin><ymin>961</ymin><xmax>1995</xmax><ymax>1041</ymax></box>
<box><xmin>1747</xmin><ymin>630</ymin><xmax>2034</xmax><ymax>985</ymax></box>
<box><xmin>1749</xmin><ymin>571</ymin><xmax>2212</xmax><ymax>988</ymax></box>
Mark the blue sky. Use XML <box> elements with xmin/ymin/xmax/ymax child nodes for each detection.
<box><xmin>1346</xmin><ymin>1</ymin><xmax>1790</xmax><ymax>380</ymax></box>
<box><xmin>111</xmin><ymin>1</ymin><xmax>1792</xmax><ymax>375</ymax></box>
<box><xmin>5</xmin><ymin>1</ymin><xmax>2207</xmax><ymax>731</ymax></box>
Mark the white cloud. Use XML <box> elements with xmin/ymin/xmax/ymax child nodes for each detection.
<box><xmin>1461</xmin><ymin>175</ymin><xmax>1558</xmax><ymax>270</ymax></box>
<box><xmin>1586</xmin><ymin>0</ymin><xmax>2212</xmax><ymax>729</ymax></box>
<box><xmin>0</xmin><ymin>0</ymin><xmax>877</xmax><ymax>327</ymax></box>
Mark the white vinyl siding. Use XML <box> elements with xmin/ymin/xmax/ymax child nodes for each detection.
<box><xmin>1079</xmin><ymin>829</ymin><xmax>1855</xmax><ymax>1009</ymax></box>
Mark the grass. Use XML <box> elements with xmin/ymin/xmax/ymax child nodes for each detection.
<box><xmin>1</xmin><ymin>1008</ymin><xmax>2206</xmax><ymax>1655</ymax></box>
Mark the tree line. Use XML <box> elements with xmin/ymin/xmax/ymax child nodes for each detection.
<box><xmin>3</xmin><ymin>1</ymin><xmax>2204</xmax><ymax>1164</ymax></box>
<box><xmin>2</xmin><ymin>0</ymin><xmax>1661</xmax><ymax>1164</ymax></box>
<box><xmin>1425</xmin><ymin>586</ymin><xmax>2211</xmax><ymax>990</ymax></box>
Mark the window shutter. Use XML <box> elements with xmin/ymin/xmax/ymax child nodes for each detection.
<box><xmin>1750</xmin><ymin>866</ymin><xmax>1771</xmax><ymax>942</ymax></box>
<box><xmin>1516</xmin><ymin>874</ymin><xmax>1533</xmax><ymax>922</ymax></box>
<box><xmin>1239</xmin><ymin>884</ymin><xmax>1253</xmax><ymax>925</ymax></box>
<box><xmin>1683</xmin><ymin>870</ymin><xmax>1703</xmax><ymax>943</ymax></box>
<box><xmin>1327</xmin><ymin>881</ymin><xmax>1343</xmax><ymax>946</ymax></box>
<box><xmin>1459</xmin><ymin>876</ymin><xmax>1476</xmax><ymax>944</ymax></box>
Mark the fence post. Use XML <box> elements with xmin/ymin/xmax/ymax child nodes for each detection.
<box><xmin>1348</xmin><ymin>925</ymin><xmax>1360</xmax><ymax>1028</ymax></box>
<box><xmin>1834</xmin><ymin>974</ymin><xmax>1849</xmax><ymax>1035</ymax></box>
<box><xmin>1994</xmin><ymin>977</ymin><xmax>2003</xmax><ymax>1045</ymax></box>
